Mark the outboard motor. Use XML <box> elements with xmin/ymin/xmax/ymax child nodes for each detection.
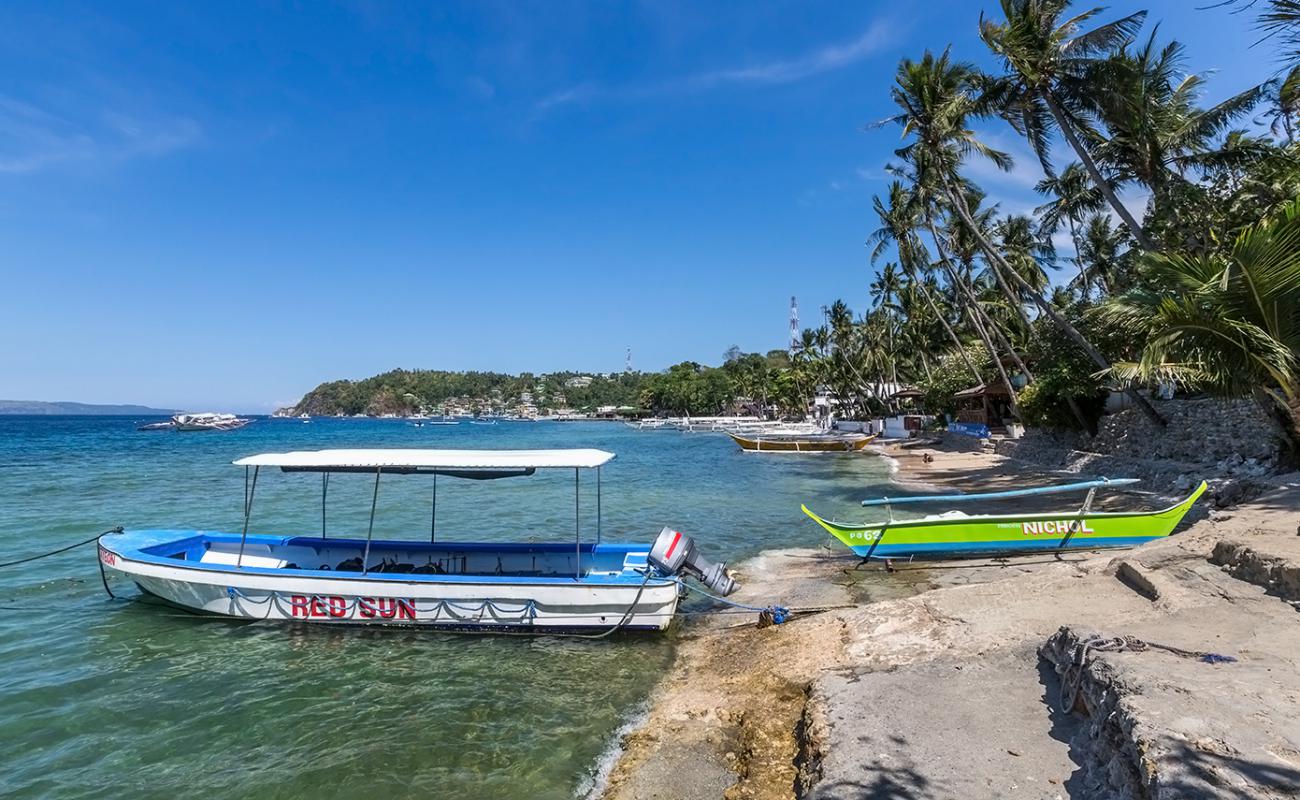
<box><xmin>648</xmin><ymin>527</ymin><xmax>737</xmax><ymax>596</ymax></box>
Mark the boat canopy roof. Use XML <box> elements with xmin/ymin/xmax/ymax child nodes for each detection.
<box><xmin>234</xmin><ymin>448</ymin><xmax>615</xmax><ymax>475</ymax></box>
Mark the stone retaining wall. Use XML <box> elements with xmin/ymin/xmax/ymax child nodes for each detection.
<box><xmin>996</xmin><ymin>398</ymin><xmax>1290</xmax><ymax>504</ymax></box>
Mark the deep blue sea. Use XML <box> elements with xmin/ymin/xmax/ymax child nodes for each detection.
<box><xmin>0</xmin><ymin>417</ymin><xmax>893</xmax><ymax>799</ymax></box>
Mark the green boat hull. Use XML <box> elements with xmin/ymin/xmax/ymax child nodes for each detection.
<box><xmin>802</xmin><ymin>481</ymin><xmax>1207</xmax><ymax>559</ymax></box>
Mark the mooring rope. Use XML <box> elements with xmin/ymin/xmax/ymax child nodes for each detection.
<box><xmin>0</xmin><ymin>527</ymin><xmax>123</xmax><ymax>569</ymax></box>
<box><xmin>1060</xmin><ymin>634</ymin><xmax>1238</xmax><ymax>711</ymax></box>
<box><xmin>672</xmin><ymin>577</ymin><xmax>791</xmax><ymax>625</ymax></box>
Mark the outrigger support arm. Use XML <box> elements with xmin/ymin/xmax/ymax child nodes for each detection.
<box><xmin>430</xmin><ymin>471</ymin><xmax>437</xmax><ymax>544</ymax></box>
<box><xmin>1056</xmin><ymin>487</ymin><xmax>1101</xmax><ymax>554</ymax></box>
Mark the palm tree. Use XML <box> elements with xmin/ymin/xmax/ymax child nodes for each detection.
<box><xmin>1075</xmin><ymin>213</ymin><xmax>1126</xmax><ymax>296</ymax></box>
<box><xmin>1035</xmin><ymin>162</ymin><xmax>1105</xmax><ymax>296</ymax></box>
<box><xmin>1227</xmin><ymin>0</ymin><xmax>1300</xmax><ymax>63</ymax></box>
<box><xmin>1083</xmin><ymin>34</ymin><xmax>1266</xmax><ymax>204</ymax></box>
<box><xmin>868</xmin><ymin>262</ymin><xmax>904</xmax><ymax>387</ymax></box>
<box><xmin>1098</xmin><ymin>198</ymin><xmax>1300</xmax><ymax>442</ymax></box>
<box><xmin>869</xmin><ymin>181</ymin><xmax>983</xmax><ymax>382</ymax></box>
<box><xmin>978</xmin><ymin>0</ymin><xmax>1155</xmax><ymax>248</ymax></box>
<box><xmin>894</xmin><ymin>154</ymin><xmax>1038</xmax><ymax>409</ymax></box>
<box><xmin>883</xmin><ymin>47</ymin><xmax>1166</xmax><ymax>425</ymax></box>
<box><xmin>994</xmin><ymin>212</ymin><xmax>1057</xmax><ymax>312</ymax></box>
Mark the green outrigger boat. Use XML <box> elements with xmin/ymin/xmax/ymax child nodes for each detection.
<box><xmin>802</xmin><ymin>478</ymin><xmax>1207</xmax><ymax>563</ymax></box>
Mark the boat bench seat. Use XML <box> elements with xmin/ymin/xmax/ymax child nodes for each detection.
<box><xmin>200</xmin><ymin>544</ymin><xmax>287</xmax><ymax>570</ymax></box>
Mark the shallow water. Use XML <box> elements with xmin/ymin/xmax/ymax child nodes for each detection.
<box><xmin>0</xmin><ymin>417</ymin><xmax>893</xmax><ymax>799</ymax></box>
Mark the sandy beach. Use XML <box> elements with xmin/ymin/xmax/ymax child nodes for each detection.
<box><xmin>595</xmin><ymin>439</ymin><xmax>1300</xmax><ymax>800</ymax></box>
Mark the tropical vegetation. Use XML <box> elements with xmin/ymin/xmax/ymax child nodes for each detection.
<box><xmin>780</xmin><ymin>0</ymin><xmax>1300</xmax><ymax>446</ymax></box>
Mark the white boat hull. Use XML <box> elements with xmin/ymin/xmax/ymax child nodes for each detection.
<box><xmin>101</xmin><ymin>547</ymin><xmax>681</xmax><ymax>631</ymax></box>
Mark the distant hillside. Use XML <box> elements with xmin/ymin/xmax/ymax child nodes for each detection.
<box><xmin>291</xmin><ymin>368</ymin><xmax>648</xmax><ymax>416</ymax></box>
<box><xmin>0</xmin><ymin>400</ymin><xmax>177</xmax><ymax>416</ymax></box>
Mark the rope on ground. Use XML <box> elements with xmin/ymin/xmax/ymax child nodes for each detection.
<box><xmin>1060</xmin><ymin>633</ymin><xmax>1238</xmax><ymax>711</ymax></box>
<box><xmin>673</xmin><ymin>577</ymin><xmax>791</xmax><ymax>626</ymax></box>
<box><xmin>0</xmin><ymin>527</ymin><xmax>122</xmax><ymax>569</ymax></box>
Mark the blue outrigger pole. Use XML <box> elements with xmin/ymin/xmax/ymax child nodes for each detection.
<box><xmin>861</xmin><ymin>477</ymin><xmax>1141</xmax><ymax>507</ymax></box>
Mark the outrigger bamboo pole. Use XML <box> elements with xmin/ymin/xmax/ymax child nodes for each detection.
<box><xmin>430</xmin><ymin>471</ymin><xmax>438</xmax><ymax>544</ymax></box>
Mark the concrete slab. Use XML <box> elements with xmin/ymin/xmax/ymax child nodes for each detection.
<box><xmin>806</xmin><ymin>647</ymin><xmax>1082</xmax><ymax>800</ymax></box>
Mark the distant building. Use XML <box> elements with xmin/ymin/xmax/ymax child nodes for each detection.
<box><xmin>565</xmin><ymin>375</ymin><xmax>593</xmax><ymax>388</ymax></box>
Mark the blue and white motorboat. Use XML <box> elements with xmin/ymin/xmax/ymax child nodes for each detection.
<box><xmin>97</xmin><ymin>448</ymin><xmax>737</xmax><ymax>632</ymax></box>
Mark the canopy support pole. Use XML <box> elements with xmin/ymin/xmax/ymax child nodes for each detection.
<box><xmin>430</xmin><ymin>471</ymin><xmax>438</xmax><ymax>543</ymax></box>
<box><xmin>574</xmin><ymin>468</ymin><xmax>581</xmax><ymax>579</ymax></box>
<box><xmin>362</xmin><ymin>467</ymin><xmax>381</xmax><ymax>574</ymax></box>
<box><xmin>237</xmin><ymin>466</ymin><xmax>260</xmax><ymax>569</ymax></box>
<box><xmin>596</xmin><ymin>466</ymin><xmax>602</xmax><ymax>544</ymax></box>
<box><xmin>321</xmin><ymin>472</ymin><xmax>329</xmax><ymax>538</ymax></box>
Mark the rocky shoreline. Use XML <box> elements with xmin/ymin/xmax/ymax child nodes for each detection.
<box><xmin>594</xmin><ymin>440</ymin><xmax>1300</xmax><ymax>800</ymax></box>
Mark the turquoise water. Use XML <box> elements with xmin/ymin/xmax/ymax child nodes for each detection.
<box><xmin>0</xmin><ymin>418</ymin><xmax>893</xmax><ymax>799</ymax></box>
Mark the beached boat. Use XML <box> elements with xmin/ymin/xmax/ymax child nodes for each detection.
<box><xmin>730</xmin><ymin>432</ymin><xmax>877</xmax><ymax>453</ymax></box>
<box><xmin>96</xmin><ymin>448</ymin><xmax>737</xmax><ymax>632</ymax></box>
<box><xmin>802</xmin><ymin>478</ymin><xmax>1207</xmax><ymax>562</ymax></box>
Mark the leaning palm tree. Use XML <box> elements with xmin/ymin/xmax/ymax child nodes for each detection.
<box><xmin>1083</xmin><ymin>34</ymin><xmax>1266</xmax><ymax>204</ymax></box>
<box><xmin>994</xmin><ymin>213</ymin><xmax>1057</xmax><ymax>308</ymax></box>
<box><xmin>883</xmin><ymin>47</ymin><xmax>1165</xmax><ymax>424</ymax></box>
<box><xmin>979</xmin><ymin>0</ymin><xmax>1154</xmax><ymax>248</ymax></box>
<box><xmin>869</xmin><ymin>181</ymin><xmax>982</xmax><ymax>382</ymax></box>
<box><xmin>1097</xmin><ymin>197</ymin><xmax>1300</xmax><ymax>443</ymax></box>
<box><xmin>896</xmin><ymin>155</ymin><xmax>1033</xmax><ymax>399</ymax></box>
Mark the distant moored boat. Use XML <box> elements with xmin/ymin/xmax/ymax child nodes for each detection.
<box><xmin>729</xmin><ymin>432</ymin><xmax>877</xmax><ymax>452</ymax></box>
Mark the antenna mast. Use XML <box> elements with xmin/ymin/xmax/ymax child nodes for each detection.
<box><xmin>789</xmin><ymin>296</ymin><xmax>799</xmax><ymax>354</ymax></box>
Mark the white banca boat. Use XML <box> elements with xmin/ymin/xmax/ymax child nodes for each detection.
<box><xmin>96</xmin><ymin>448</ymin><xmax>737</xmax><ymax>633</ymax></box>
<box><xmin>138</xmin><ymin>412</ymin><xmax>250</xmax><ymax>431</ymax></box>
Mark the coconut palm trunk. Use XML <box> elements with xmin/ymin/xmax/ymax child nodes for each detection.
<box><xmin>1067</xmin><ymin>216</ymin><xmax>1089</xmax><ymax>300</ymax></box>
<box><xmin>984</xmin><ymin>251</ymin><xmax>1038</xmax><ymax>336</ymax></box>
<box><xmin>940</xmin><ymin>172</ymin><xmax>1166</xmax><ymax>426</ymax></box>
<box><xmin>906</xmin><ymin>261</ymin><xmax>982</xmax><ymax>382</ymax></box>
<box><xmin>1040</xmin><ymin>91</ymin><xmax>1157</xmax><ymax>251</ymax></box>
<box><xmin>923</xmin><ymin>219</ymin><xmax>1023</xmax><ymax>418</ymax></box>
<box><xmin>926</xmin><ymin>217</ymin><xmax>1035</xmax><ymax>382</ymax></box>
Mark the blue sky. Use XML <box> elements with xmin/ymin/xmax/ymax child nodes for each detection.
<box><xmin>0</xmin><ymin>1</ymin><xmax>1279</xmax><ymax>411</ymax></box>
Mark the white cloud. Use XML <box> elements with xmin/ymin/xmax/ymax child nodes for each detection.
<box><xmin>537</xmin><ymin>20</ymin><xmax>894</xmax><ymax>112</ymax></box>
<box><xmin>0</xmin><ymin>93</ymin><xmax>201</xmax><ymax>175</ymax></box>
<box><xmin>687</xmin><ymin>22</ymin><xmax>892</xmax><ymax>88</ymax></box>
